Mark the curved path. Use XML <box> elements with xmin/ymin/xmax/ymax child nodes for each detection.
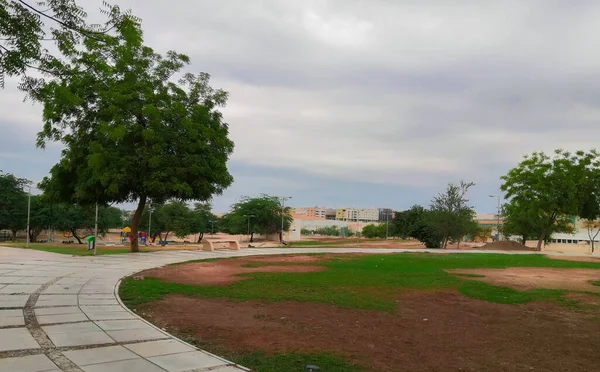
<box><xmin>0</xmin><ymin>246</ymin><xmax>585</xmax><ymax>371</ymax></box>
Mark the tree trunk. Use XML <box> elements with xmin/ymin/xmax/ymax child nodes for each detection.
<box><xmin>71</xmin><ymin>229</ymin><xmax>83</xmax><ymax>244</ymax></box>
<box><xmin>536</xmin><ymin>235</ymin><xmax>544</xmax><ymax>251</ymax></box>
<box><xmin>456</xmin><ymin>237</ymin><xmax>461</xmax><ymax>249</ymax></box>
<box><xmin>197</xmin><ymin>232</ymin><xmax>204</xmax><ymax>244</ymax></box>
<box><xmin>130</xmin><ymin>196</ymin><xmax>147</xmax><ymax>252</ymax></box>
<box><xmin>250</xmin><ymin>232</ymin><xmax>254</xmax><ymax>243</ymax></box>
<box><xmin>11</xmin><ymin>229</ymin><xmax>18</xmax><ymax>241</ymax></box>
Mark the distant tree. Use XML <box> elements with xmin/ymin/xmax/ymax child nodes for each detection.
<box><xmin>190</xmin><ymin>203</ymin><xmax>217</xmax><ymax>243</ymax></box>
<box><xmin>361</xmin><ymin>224</ymin><xmax>386</xmax><ymax>239</ymax></box>
<box><xmin>315</xmin><ymin>226</ymin><xmax>340</xmax><ymax>237</ymax></box>
<box><xmin>227</xmin><ymin>195</ymin><xmax>293</xmax><ymax>242</ymax></box>
<box><xmin>501</xmin><ymin>150</ymin><xmax>599</xmax><ymax>250</ymax></box>
<box><xmin>35</xmin><ymin>13</ymin><xmax>234</xmax><ymax>252</ymax></box>
<box><xmin>0</xmin><ymin>171</ymin><xmax>28</xmax><ymax>238</ymax></box>
<box><xmin>468</xmin><ymin>225</ymin><xmax>493</xmax><ymax>243</ymax></box>
<box><xmin>427</xmin><ymin>181</ymin><xmax>476</xmax><ymax>248</ymax></box>
<box><xmin>27</xmin><ymin>196</ymin><xmax>54</xmax><ymax>242</ymax></box>
<box><xmin>50</xmin><ymin>203</ymin><xmax>125</xmax><ymax>244</ymax></box>
<box><xmin>392</xmin><ymin>205</ymin><xmax>441</xmax><ymax>248</ymax></box>
<box><xmin>301</xmin><ymin>228</ymin><xmax>313</xmax><ymax>235</ymax></box>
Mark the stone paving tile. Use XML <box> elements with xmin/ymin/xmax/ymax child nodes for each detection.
<box><xmin>80</xmin><ymin>305</ymin><xmax>124</xmax><ymax>312</ymax></box>
<box><xmin>0</xmin><ymin>354</ymin><xmax>59</xmax><ymax>372</ymax></box>
<box><xmin>148</xmin><ymin>351</ymin><xmax>227</xmax><ymax>372</ymax></box>
<box><xmin>42</xmin><ymin>322</ymin><xmax>114</xmax><ymax>347</ymax></box>
<box><xmin>0</xmin><ymin>309</ymin><xmax>24</xmax><ymax>327</ymax></box>
<box><xmin>95</xmin><ymin>319</ymin><xmax>149</xmax><ymax>331</ymax></box>
<box><xmin>211</xmin><ymin>366</ymin><xmax>248</xmax><ymax>372</ymax></box>
<box><xmin>0</xmin><ymin>294</ymin><xmax>29</xmax><ymax>308</ymax></box>
<box><xmin>35</xmin><ymin>294</ymin><xmax>78</xmax><ymax>307</ymax></box>
<box><xmin>63</xmin><ymin>345</ymin><xmax>139</xmax><ymax>365</ymax></box>
<box><xmin>106</xmin><ymin>327</ymin><xmax>168</xmax><ymax>343</ymax></box>
<box><xmin>15</xmin><ymin>277</ymin><xmax>50</xmax><ymax>284</ymax></box>
<box><xmin>42</xmin><ymin>284</ymin><xmax>83</xmax><ymax>294</ymax></box>
<box><xmin>0</xmin><ymin>284</ymin><xmax>41</xmax><ymax>294</ymax></box>
<box><xmin>78</xmin><ymin>298</ymin><xmax>119</xmax><ymax>306</ymax></box>
<box><xmin>84</xmin><ymin>310</ymin><xmax>137</xmax><ymax>321</ymax></box>
<box><xmin>34</xmin><ymin>306</ymin><xmax>81</xmax><ymax>315</ymax></box>
<box><xmin>37</xmin><ymin>312</ymin><xmax>89</xmax><ymax>325</ymax></box>
<box><xmin>0</xmin><ymin>328</ymin><xmax>40</xmax><ymax>351</ymax></box>
<box><xmin>80</xmin><ymin>358</ymin><xmax>166</xmax><ymax>372</ymax></box>
<box><xmin>0</xmin><ymin>276</ymin><xmax>25</xmax><ymax>284</ymax></box>
<box><xmin>124</xmin><ymin>340</ymin><xmax>195</xmax><ymax>357</ymax></box>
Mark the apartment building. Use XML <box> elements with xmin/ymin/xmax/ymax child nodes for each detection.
<box><xmin>335</xmin><ymin>208</ymin><xmax>380</xmax><ymax>222</ymax></box>
<box><xmin>292</xmin><ymin>207</ymin><xmax>327</xmax><ymax>220</ymax></box>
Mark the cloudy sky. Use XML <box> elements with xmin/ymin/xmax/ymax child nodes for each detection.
<box><xmin>3</xmin><ymin>0</ymin><xmax>600</xmax><ymax>213</ymax></box>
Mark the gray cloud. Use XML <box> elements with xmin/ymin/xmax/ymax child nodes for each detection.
<box><xmin>4</xmin><ymin>0</ymin><xmax>600</xmax><ymax>213</ymax></box>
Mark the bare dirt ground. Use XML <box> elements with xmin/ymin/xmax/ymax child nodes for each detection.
<box><xmin>480</xmin><ymin>240</ymin><xmax>536</xmax><ymax>251</ymax></box>
<box><xmin>138</xmin><ymin>255</ymin><xmax>326</xmax><ymax>286</ymax></box>
<box><xmin>448</xmin><ymin>267</ymin><xmax>600</xmax><ymax>293</ymax></box>
<box><xmin>139</xmin><ymin>292</ymin><xmax>600</xmax><ymax>372</ymax></box>
<box><xmin>549</xmin><ymin>255</ymin><xmax>600</xmax><ymax>263</ymax></box>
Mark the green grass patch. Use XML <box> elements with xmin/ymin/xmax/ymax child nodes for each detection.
<box><xmin>236</xmin><ymin>351</ymin><xmax>365</xmax><ymax>372</ymax></box>
<box><xmin>1</xmin><ymin>242</ymin><xmax>147</xmax><ymax>256</ymax></box>
<box><xmin>119</xmin><ymin>253</ymin><xmax>600</xmax><ymax>312</ymax></box>
<box><xmin>592</xmin><ymin>280</ymin><xmax>600</xmax><ymax>287</ymax></box>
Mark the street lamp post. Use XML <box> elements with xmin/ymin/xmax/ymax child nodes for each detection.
<box><xmin>210</xmin><ymin>220</ymin><xmax>216</xmax><ymax>236</ymax></box>
<box><xmin>148</xmin><ymin>207</ymin><xmax>153</xmax><ymax>244</ymax></box>
<box><xmin>489</xmin><ymin>195</ymin><xmax>501</xmax><ymax>241</ymax></box>
<box><xmin>385</xmin><ymin>209</ymin><xmax>390</xmax><ymax>240</ymax></box>
<box><xmin>279</xmin><ymin>196</ymin><xmax>292</xmax><ymax>245</ymax></box>
<box><xmin>244</xmin><ymin>214</ymin><xmax>255</xmax><ymax>243</ymax></box>
<box><xmin>93</xmin><ymin>202</ymin><xmax>98</xmax><ymax>256</ymax></box>
<box><xmin>26</xmin><ymin>185</ymin><xmax>31</xmax><ymax>248</ymax></box>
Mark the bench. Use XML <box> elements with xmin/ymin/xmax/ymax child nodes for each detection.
<box><xmin>202</xmin><ymin>239</ymin><xmax>241</xmax><ymax>251</ymax></box>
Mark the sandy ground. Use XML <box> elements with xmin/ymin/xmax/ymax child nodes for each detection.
<box><xmin>448</xmin><ymin>267</ymin><xmax>600</xmax><ymax>293</ymax></box>
<box><xmin>139</xmin><ymin>292</ymin><xmax>600</xmax><ymax>372</ymax></box>
<box><xmin>138</xmin><ymin>255</ymin><xmax>326</xmax><ymax>286</ymax></box>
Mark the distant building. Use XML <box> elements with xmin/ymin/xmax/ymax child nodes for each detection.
<box><xmin>335</xmin><ymin>208</ymin><xmax>379</xmax><ymax>222</ymax></box>
<box><xmin>325</xmin><ymin>209</ymin><xmax>337</xmax><ymax>220</ymax></box>
<box><xmin>292</xmin><ymin>207</ymin><xmax>326</xmax><ymax>220</ymax></box>
<box><xmin>378</xmin><ymin>208</ymin><xmax>393</xmax><ymax>222</ymax></box>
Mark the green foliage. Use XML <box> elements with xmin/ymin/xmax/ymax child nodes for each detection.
<box><xmin>314</xmin><ymin>225</ymin><xmax>341</xmax><ymax>236</ymax></box>
<box><xmin>392</xmin><ymin>205</ymin><xmax>441</xmax><ymax>248</ymax></box>
<box><xmin>361</xmin><ymin>224</ymin><xmax>386</xmax><ymax>238</ymax></box>
<box><xmin>501</xmin><ymin>150</ymin><xmax>600</xmax><ymax>249</ymax></box>
<box><xmin>300</xmin><ymin>228</ymin><xmax>312</xmax><ymax>235</ymax></box>
<box><xmin>222</xmin><ymin>195</ymin><xmax>293</xmax><ymax>241</ymax></box>
<box><xmin>119</xmin><ymin>253</ymin><xmax>600</xmax><ymax>312</ymax></box>
<box><xmin>428</xmin><ymin>180</ymin><xmax>476</xmax><ymax>248</ymax></box>
<box><xmin>34</xmin><ymin>14</ymin><xmax>234</xmax><ymax>252</ymax></box>
<box><xmin>0</xmin><ymin>171</ymin><xmax>28</xmax><ymax>236</ymax></box>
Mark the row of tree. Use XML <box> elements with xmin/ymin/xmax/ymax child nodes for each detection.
<box><xmin>0</xmin><ymin>172</ymin><xmax>123</xmax><ymax>243</ymax></box>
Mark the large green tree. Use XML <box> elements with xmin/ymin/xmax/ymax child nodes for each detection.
<box><xmin>391</xmin><ymin>205</ymin><xmax>441</xmax><ymax>248</ymax></box>
<box><xmin>0</xmin><ymin>171</ymin><xmax>28</xmax><ymax>238</ymax></box>
<box><xmin>427</xmin><ymin>181</ymin><xmax>476</xmax><ymax>248</ymax></box>
<box><xmin>501</xmin><ymin>150</ymin><xmax>599</xmax><ymax>250</ymax></box>
<box><xmin>35</xmin><ymin>15</ymin><xmax>234</xmax><ymax>252</ymax></box>
<box><xmin>225</xmin><ymin>195</ymin><xmax>293</xmax><ymax>243</ymax></box>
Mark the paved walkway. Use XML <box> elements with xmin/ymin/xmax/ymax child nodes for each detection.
<box><xmin>0</xmin><ymin>246</ymin><xmax>594</xmax><ymax>372</ymax></box>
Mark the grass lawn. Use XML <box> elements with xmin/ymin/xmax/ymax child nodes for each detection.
<box><xmin>120</xmin><ymin>253</ymin><xmax>600</xmax><ymax>311</ymax></box>
<box><xmin>0</xmin><ymin>242</ymin><xmax>148</xmax><ymax>256</ymax></box>
<box><xmin>119</xmin><ymin>253</ymin><xmax>600</xmax><ymax>371</ymax></box>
